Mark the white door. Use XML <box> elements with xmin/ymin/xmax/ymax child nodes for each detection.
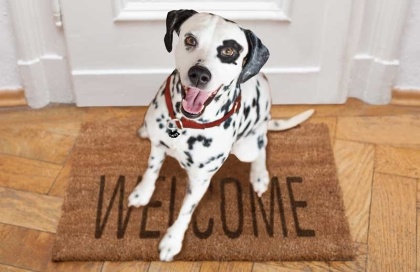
<box><xmin>60</xmin><ymin>0</ymin><xmax>353</xmax><ymax>106</ymax></box>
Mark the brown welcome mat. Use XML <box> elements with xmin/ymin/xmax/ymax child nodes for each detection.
<box><xmin>52</xmin><ymin>118</ymin><xmax>354</xmax><ymax>262</ymax></box>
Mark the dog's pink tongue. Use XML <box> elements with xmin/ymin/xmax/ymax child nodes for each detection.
<box><xmin>182</xmin><ymin>87</ymin><xmax>211</xmax><ymax>114</ymax></box>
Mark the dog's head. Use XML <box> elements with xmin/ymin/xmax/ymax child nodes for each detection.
<box><xmin>164</xmin><ymin>10</ymin><xmax>270</xmax><ymax>119</ymax></box>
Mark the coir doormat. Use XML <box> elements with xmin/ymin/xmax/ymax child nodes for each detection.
<box><xmin>52</xmin><ymin>118</ymin><xmax>354</xmax><ymax>262</ymax></box>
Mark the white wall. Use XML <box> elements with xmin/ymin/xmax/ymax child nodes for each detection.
<box><xmin>395</xmin><ymin>0</ymin><xmax>420</xmax><ymax>91</ymax></box>
<box><xmin>0</xmin><ymin>0</ymin><xmax>21</xmax><ymax>90</ymax></box>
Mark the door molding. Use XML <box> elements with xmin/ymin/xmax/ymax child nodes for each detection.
<box><xmin>345</xmin><ymin>0</ymin><xmax>411</xmax><ymax>104</ymax></box>
<box><xmin>113</xmin><ymin>0</ymin><xmax>293</xmax><ymax>22</ymax></box>
<box><xmin>8</xmin><ymin>0</ymin><xmax>73</xmax><ymax>108</ymax></box>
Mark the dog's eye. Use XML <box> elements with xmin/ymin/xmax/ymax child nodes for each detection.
<box><xmin>185</xmin><ymin>36</ymin><xmax>197</xmax><ymax>47</ymax></box>
<box><xmin>221</xmin><ymin>47</ymin><xmax>236</xmax><ymax>56</ymax></box>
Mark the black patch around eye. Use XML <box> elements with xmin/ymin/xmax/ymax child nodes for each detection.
<box><xmin>217</xmin><ymin>40</ymin><xmax>243</xmax><ymax>65</ymax></box>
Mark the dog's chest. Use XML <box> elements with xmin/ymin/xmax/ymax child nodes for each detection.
<box><xmin>145</xmin><ymin>96</ymin><xmax>238</xmax><ymax>169</ymax></box>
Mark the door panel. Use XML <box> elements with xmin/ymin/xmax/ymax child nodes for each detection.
<box><xmin>61</xmin><ymin>0</ymin><xmax>352</xmax><ymax>106</ymax></box>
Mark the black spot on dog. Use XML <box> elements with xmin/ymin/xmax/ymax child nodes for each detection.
<box><xmin>152</xmin><ymin>96</ymin><xmax>158</xmax><ymax>109</ymax></box>
<box><xmin>220</xmin><ymin>98</ymin><xmax>233</xmax><ymax>116</ymax></box>
<box><xmin>237</xmin><ymin>121</ymin><xmax>251</xmax><ymax>139</ymax></box>
<box><xmin>189</xmin><ymin>204</ymin><xmax>197</xmax><ymax>214</ymax></box>
<box><xmin>243</xmin><ymin>105</ymin><xmax>251</xmax><ymax>119</ymax></box>
<box><xmin>254</xmin><ymin>86</ymin><xmax>261</xmax><ymax>124</ymax></box>
<box><xmin>175</xmin><ymin>102</ymin><xmax>181</xmax><ymax>113</ymax></box>
<box><xmin>208</xmin><ymin>166</ymin><xmax>218</xmax><ymax>173</ymax></box>
<box><xmin>159</xmin><ymin>123</ymin><xmax>164</xmax><ymax>129</ymax></box>
<box><xmin>187</xmin><ymin>137</ymin><xmax>197</xmax><ymax>150</ymax></box>
<box><xmin>159</xmin><ymin>141</ymin><xmax>169</xmax><ymax>149</ymax></box>
<box><xmin>201</xmin><ymin>136</ymin><xmax>212</xmax><ymax>147</ymax></box>
<box><xmin>223</xmin><ymin>117</ymin><xmax>233</xmax><ymax>129</ymax></box>
<box><xmin>175</xmin><ymin>81</ymin><xmax>182</xmax><ymax>94</ymax></box>
<box><xmin>257</xmin><ymin>135</ymin><xmax>265</xmax><ymax>149</ymax></box>
<box><xmin>217</xmin><ymin>40</ymin><xmax>243</xmax><ymax>65</ymax></box>
<box><xmin>184</xmin><ymin>151</ymin><xmax>194</xmax><ymax>165</ymax></box>
<box><xmin>188</xmin><ymin>135</ymin><xmax>213</xmax><ymax>150</ymax></box>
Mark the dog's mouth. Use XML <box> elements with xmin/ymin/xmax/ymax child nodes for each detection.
<box><xmin>181</xmin><ymin>85</ymin><xmax>221</xmax><ymax>119</ymax></box>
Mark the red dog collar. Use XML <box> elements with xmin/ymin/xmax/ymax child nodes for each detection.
<box><xmin>164</xmin><ymin>76</ymin><xmax>241</xmax><ymax>133</ymax></box>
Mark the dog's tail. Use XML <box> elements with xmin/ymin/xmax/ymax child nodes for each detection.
<box><xmin>268</xmin><ymin>109</ymin><xmax>315</xmax><ymax>131</ymax></box>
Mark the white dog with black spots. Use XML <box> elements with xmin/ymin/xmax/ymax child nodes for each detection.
<box><xmin>128</xmin><ymin>10</ymin><xmax>314</xmax><ymax>261</ymax></box>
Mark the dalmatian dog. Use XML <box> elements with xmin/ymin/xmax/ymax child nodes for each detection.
<box><xmin>128</xmin><ymin>10</ymin><xmax>314</xmax><ymax>261</ymax></box>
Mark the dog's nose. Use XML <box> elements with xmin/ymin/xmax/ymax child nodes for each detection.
<box><xmin>188</xmin><ymin>66</ymin><xmax>211</xmax><ymax>87</ymax></box>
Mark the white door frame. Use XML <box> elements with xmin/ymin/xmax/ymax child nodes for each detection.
<box><xmin>8</xmin><ymin>0</ymin><xmax>73</xmax><ymax>108</ymax></box>
<box><xmin>344</xmin><ymin>0</ymin><xmax>412</xmax><ymax>104</ymax></box>
<box><xmin>9</xmin><ymin>0</ymin><xmax>412</xmax><ymax>107</ymax></box>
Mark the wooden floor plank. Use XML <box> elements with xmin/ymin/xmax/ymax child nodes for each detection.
<box><xmin>0</xmin><ymin>127</ymin><xmax>76</xmax><ymax>164</ymax></box>
<box><xmin>0</xmin><ymin>264</ymin><xmax>33</xmax><ymax>272</ymax></box>
<box><xmin>0</xmin><ymin>223</ymin><xmax>103</xmax><ymax>272</ymax></box>
<box><xmin>376</xmin><ymin>145</ymin><xmax>420</xmax><ymax>179</ymax></box>
<box><xmin>102</xmin><ymin>261</ymin><xmax>149</xmax><ymax>272</ymax></box>
<box><xmin>0</xmin><ymin>187</ymin><xmax>63</xmax><ymax>233</ymax></box>
<box><xmin>334</xmin><ymin>140</ymin><xmax>374</xmax><ymax>243</ymax></box>
<box><xmin>367</xmin><ymin>173</ymin><xmax>417</xmax><ymax>271</ymax></box>
<box><xmin>336</xmin><ymin>115</ymin><xmax>420</xmax><ymax>148</ymax></box>
<box><xmin>0</xmin><ymin>154</ymin><xmax>61</xmax><ymax>194</ymax></box>
<box><xmin>0</xmin><ymin>224</ymin><xmax>55</xmax><ymax>271</ymax></box>
<box><xmin>0</xmin><ymin>105</ymin><xmax>85</xmax><ymax>127</ymax></box>
<box><xmin>201</xmin><ymin>262</ymin><xmax>253</xmax><ymax>272</ymax></box>
<box><xmin>417</xmin><ymin>179</ymin><xmax>420</xmax><ymax>272</ymax></box>
<box><xmin>48</xmin><ymin>155</ymin><xmax>73</xmax><ymax>197</ymax></box>
<box><xmin>45</xmin><ymin>261</ymin><xmax>104</xmax><ymax>272</ymax></box>
<box><xmin>147</xmin><ymin>261</ymin><xmax>201</xmax><ymax>272</ymax></box>
<box><xmin>329</xmin><ymin>243</ymin><xmax>367</xmax><ymax>272</ymax></box>
<box><xmin>253</xmin><ymin>261</ymin><xmax>329</xmax><ymax>271</ymax></box>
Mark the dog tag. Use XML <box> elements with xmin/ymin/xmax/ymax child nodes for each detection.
<box><xmin>167</xmin><ymin>120</ymin><xmax>181</xmax><ymax>138</ymax></box>
<box><xmin>168</xmin><ymin>129</ymin><xmax>180</xmax><ymax>138</ymax></box>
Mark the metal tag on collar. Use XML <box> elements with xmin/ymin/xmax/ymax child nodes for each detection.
<box><xmin>167</xmin><ymin>119</ymin><xmax>182</xmax><ymax>138</ymax></box>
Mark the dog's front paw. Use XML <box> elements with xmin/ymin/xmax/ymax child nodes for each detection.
<box><xmin>250</xmin><ymin>169</ymin><xmax>269</xmax><ymax>197</ymax></box>
<box><xmin>159</xmin><ymin>227</ymin><xmax>184</xmax><ymax>261</ymax></box>
<box><xmin>128</xmin><ymin>182</ymin><xmax>155</xmax><ymax>207</ymax></box>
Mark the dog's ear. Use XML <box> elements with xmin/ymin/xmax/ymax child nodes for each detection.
<box><xmin>164</xmin><ymin>9</ymin><xmax>197</xmax><ymax>52</ymax></box>
<box><xmin>238</xmin><ymin>29</ymin><xmax>270</xmax><ymax>84</ymax></box>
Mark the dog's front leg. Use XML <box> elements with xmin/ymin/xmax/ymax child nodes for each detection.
<box><xmin>159</xmin><ymin>174</ymin><xmax>212</xmax><ymax>261</ymax></box>
<box><xmin>128</xmin><ymin>144</ymin><xmax>166</xmax><ymax>207</ymax></box>
<box><xmin>250</xmin><ymin>147</ymin><xmax>270</xmax><ymax>197</ymax></box>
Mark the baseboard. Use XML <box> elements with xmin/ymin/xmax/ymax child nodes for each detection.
<box><xmin>0</xmin><ymin>89</ymin><xmax>28</xmax><ymax>107</ymax></box>
<box><xmin>391</xmin><ymin>89</ymin><xmax>420</xmax><ymax>106</ymax></box>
